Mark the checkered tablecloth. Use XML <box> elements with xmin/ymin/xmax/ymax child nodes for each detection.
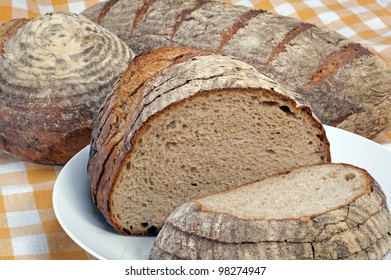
<box><xmin>1</xmin><ymin>0</ymin><xmax>391</xmax><ymax>260</ymax></box>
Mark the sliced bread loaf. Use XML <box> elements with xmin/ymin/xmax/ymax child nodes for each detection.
<box><xmin>87</xmin><ymin>47</ymin><xmax>331</xmax><ymax>235</ymax></box>
<box><xmin>151</xmin><ymin>163</ymin><xmax>391</xmax><ymax>259</ymax></box>
<box><xmin>0</xmin><ymin>13</ymin><xmax>133</xmax><ymax>163</ymax></box>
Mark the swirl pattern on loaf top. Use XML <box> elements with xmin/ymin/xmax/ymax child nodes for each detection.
<box><xmin>0</xmin><ymin>12</ymin><xmax>134</xmax><ymax>164</ymax></box>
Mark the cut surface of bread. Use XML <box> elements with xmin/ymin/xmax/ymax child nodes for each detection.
<box><xmin>167</xmin><ymin>163</ymin><xmax>389</xmax><ymax>243</ymax></box>
<box><xmin>197</xmin><ymin>163</ymin><xmax>371</xmax><ymax>219</ymax></box>
<box><xmin>87</xmin><ymin>47</ymin><xmax>331</xmax><ymax>235</ymax></box>
<box><xmin>151</xmin><ymin>163</ymin><xmax>391</xmax><ymax>259</ymax></box>
<box><xmin>0</xmin><ymin>12</ymin><xmax>133</xmax><ymax>163</ymax></box>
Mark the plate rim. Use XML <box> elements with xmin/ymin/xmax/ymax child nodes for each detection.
<box><xmin>52</xmin><ymin>145</ymin><xmax>109</xmax><ymax>260</ymax></box>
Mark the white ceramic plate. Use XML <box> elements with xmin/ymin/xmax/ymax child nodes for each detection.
<box><xmin>52</xmin><ymin>145</ymin><xmax>155</xmax><ymax>260</ymax></box>
<box><xmin>53</xmin><ymin>125</ymin><xmax>391</xmax><ymax>260</ymax></box>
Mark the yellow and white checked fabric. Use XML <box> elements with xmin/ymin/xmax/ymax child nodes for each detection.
<box><xmin>0</xmin><ymin>153</ymin><xmax>94</xmax><ymax>259</ymax></box>
<box><xmin>0</xmin><ymin>0</ymin><xmax>391</xmax><ymax>260</ymax></box>
<box><xmin>0</xmin><ymin>0</ymin><xmax>104</xmax><ymax>21</ymax></box>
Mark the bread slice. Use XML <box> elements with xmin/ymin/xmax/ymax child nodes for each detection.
<box><xmin>167</xmin><ymin>163</ymin><xmax>388</xmax><ymax>243</ymax></box>
<box><xmin>151</xmin><ymin>163</ymin><xmax>391</xmax><ymax>259</ymax></box>
<box><xmin>87</xmin><ymin>47</ymin><xmax>331</xmax><ymax>235</ymax></box>
<box><xmin>0</xmin><ymin>13</ymin><xmax>133</xmax><ymax>163</ymax></box>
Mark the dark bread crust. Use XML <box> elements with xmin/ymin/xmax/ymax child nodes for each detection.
<box><xmin>216</xmin><ymin>9</ymin><xmax>265</xmax><ymax>53</ymax></box>
<box><xmin>82</xmin><ymin>0</ymin><xmax>391</xmax><ymax>138</ymax></box>
<box><xmin>308</xmin><ymin>44</ymin><xmax>372</xmax><ymax>85</ymax></box>
<box><xmin>0</xmin><ymin>18</ymin><xmax>30</xmax><ymax>56</ymax></box>
<box><xmin>97</xmin><ymin>0</ymin><xmax>120</xmax><ymax>24</ymax></box>
<box><xmin>152</xmin><ymin>216</ymin><xmax>391</xmax><ymax>259</ymax></box>
<box><xmin>263</xmin><ymin>23</ymin><xmax>314</xmax><ymax>67</ymax></box>
<box><xmin>87</xmin><ymin>46</ymin><xmax>331</xmax><ymax>235</ymax></box>
<box><xmin>150</xmin><ymin>233</ymin><xmax>391</xmax><ymax>260</ymax></box>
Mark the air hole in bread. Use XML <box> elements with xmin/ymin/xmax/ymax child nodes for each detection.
<box><xmin>141</xmin><ymin>222</ymin><xmax>149</xmax><ymax>228</ymax></box>
<box><xmin>266</xmin><ymin>149</ymin><xmax>276</xmax><ymax>154</ymax></box>
<box><xmin>147</xmin><ymin>226</ymin><xmax>158</xmax><ymax>235</ymax></box>
<box><xmin>167</xmin><ymin>120</ymin><xmax>177</xmax><ymax>129</ymax></box>
<box><xmin>316</xmin><ymin>134</ymin><xmax>325</xmax><ymax>141</ymax></box>
<box><xmin>279</xmin><ymin>105</ymin><xmax>293</xmax><ymax>115</ymax></box>
<box><xmin>165</xmin><ymin>142</ymin><xmax>177</xmax><ymax>150</ymax></box>
<box><xmin>345</xmin><ymin>173</ymin><xmax>356</xmax><ymax>181</ymax></box>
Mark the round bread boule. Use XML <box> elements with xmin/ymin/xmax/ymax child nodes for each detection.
<box><xmin>0</xmin><ymin>12</ymin><xmax>134</xmax><ymax>164</ymax></box>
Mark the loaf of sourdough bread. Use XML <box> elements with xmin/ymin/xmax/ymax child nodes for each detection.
<box><xmin>0</xmin><ymin>13</ymin><xmax>133</xmax><ymax>164</ymax></box>
<box><xmin>87</xmin><ymin>47</ymin><xmax>330</xmax><ymax>235</ymax></box>
<box><xmin>81</xmin><ymin>0</ymin><xmax>391</xmax><ymax>139</ymax></box>
<box><xmin>150</xmin><ymin>163</ymin><xmax>391</xmax><ymax>259</ymax></box>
